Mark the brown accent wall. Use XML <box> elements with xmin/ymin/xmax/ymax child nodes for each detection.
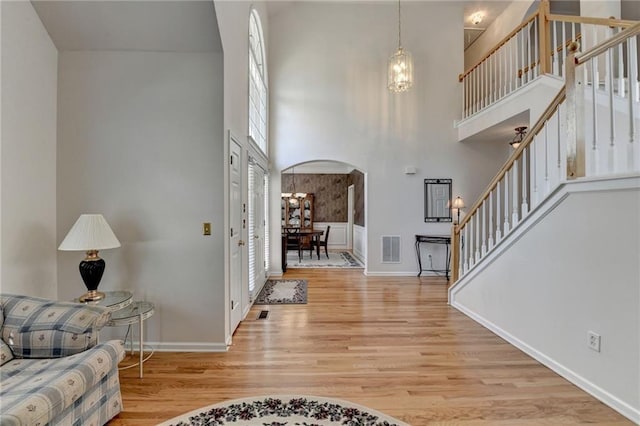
<box><xmin>282</xmin><ymin>174</ymin><xmax>349</xmax><ymax>222</ymax></box>
<box><xmin>347</xmin><ymin>169</ymin><xmax>365</xmax><ymax>226</ymax></box>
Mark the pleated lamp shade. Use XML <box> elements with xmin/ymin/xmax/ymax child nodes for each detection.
<box><xmin>59</xmin><ymin>214</ymin><xmax>121</xmax><ymax>251</ymax></box>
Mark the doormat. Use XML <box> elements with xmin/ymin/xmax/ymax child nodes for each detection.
<box><xmin>254</xmin><ymin>279</ymin><xmax>307</xmax><ymax>304</ymax></box>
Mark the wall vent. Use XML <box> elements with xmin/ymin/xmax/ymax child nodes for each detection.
<box><xmin>381</xmin><ymin>236</ymin><xmax>401</xmax><ymax>263</ymax></box>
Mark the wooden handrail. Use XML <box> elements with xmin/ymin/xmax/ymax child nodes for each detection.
<box><xmin>575</xmin><ymin>21</ymin><xmax>640</xmax><ymax>64</ymax></box>
<box><xmin>550</xmin><ymin>33</ymin><xmax>582</xmax><ymax>56</ymax></box>
<box><xmin>457</xmin><ymin>86</ymin><xmax>567</xmax><ymax>230</ymax></box>
<box><xmin>547</xmin><ymin>14</ymin><xmax>636</xmax><ymax>28</ymax></box>
<box><xmin>516</xmin><ymin>34</ymin><xmax>582</xmax><ymax>77</ymax></box>
<box><xmin>459</xmin><ymin>9</ymin><xmax>636</xmax><ymax>83</ymax></box>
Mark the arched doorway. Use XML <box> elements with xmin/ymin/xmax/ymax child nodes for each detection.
<box><xmin>278</xmin><ymin>160</ymin><xmax>367</xmax><ymax>272</ymax></box>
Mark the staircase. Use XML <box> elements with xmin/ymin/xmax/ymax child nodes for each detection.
<box><xmin>448</xmin><ymin>6</ymin><xmax>640</xmax><ymax>423</ymax></box>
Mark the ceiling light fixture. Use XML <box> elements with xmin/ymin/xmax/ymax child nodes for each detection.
<box><xmin>510</xmin><ymin>126</ymin><xmax>528</xmax><ymax>149</ymax></box>
<box><xmin>282</xmin><ymin>167</ymin><xmax>306</xmax><ymax>204</ymax></box>
<box><xmin>470</xmin><ymin>12</ymin><xmax>484</xmax><ymax>25</ymax></box>
<box><xmin>388</xmin><ymin>0</ymin><xmax>413</xmax><ymax>93</ymax></box>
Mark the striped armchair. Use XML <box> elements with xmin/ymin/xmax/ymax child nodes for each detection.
<box><xmin>0</xmin><ymin>294</ymin><xmax>125</xmax><ymax>426</ymax></box>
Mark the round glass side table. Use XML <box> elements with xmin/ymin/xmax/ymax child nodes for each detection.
<box><xmin>107</xmin><ymin>301</ymin><xmax>155</xmax><ymax>378</ymax></box>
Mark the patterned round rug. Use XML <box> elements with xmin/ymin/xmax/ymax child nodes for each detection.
<box><xmin>157</xmin><ymin>395</ymin><xmax>408</xmax><ymax>426</ymax></box>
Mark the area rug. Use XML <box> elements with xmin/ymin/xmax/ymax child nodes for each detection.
<box><xmin>157</xmin><ymin>395</ymin><xmax>408</xmax><ymax>426</ymax></box>
<box><xmin>286</xmin><ymin>251</ymin><xmax>363</xmax><ymax>268</ymax></box>
<box><xmin>254</xmin><ymin>279</ymin><xmax>307</xmax><ymax>304</ymax></box>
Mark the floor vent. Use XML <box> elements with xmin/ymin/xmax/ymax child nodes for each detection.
<box><xmin>257</xmin><ymin>310</ymin><xmax>269</xmax><ymax>320</ymax></box>
<box><xmin>381</xmin><ymin>235</ymin><xmax>401</xmax><ymax>263</ymax></box>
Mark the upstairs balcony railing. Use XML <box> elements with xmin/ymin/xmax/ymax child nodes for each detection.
<box><xmin>451</xmin><ymin>22</ymin><xmax>640</xmax><ymax>284</ymax></box>
<box><xmin>459</xmin><ymin>0</ymin><xmax>637</xmax><ymax>120</ymax></box>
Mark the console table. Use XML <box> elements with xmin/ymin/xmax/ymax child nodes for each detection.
<box><xmin>415</xmin><ymin>235</ymin><xmax>451</xmax><ymax>280</ymax></box>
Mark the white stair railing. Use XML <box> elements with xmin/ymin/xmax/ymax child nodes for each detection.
<box><xmin>451</xmin><ymin>22</ymin><xmax>640</xmax><ymax>284</ymax></box>
<box><xmin>458</xmin><ymin>0</ymin><xmax>636</xmax><ymax>120</ymax></box>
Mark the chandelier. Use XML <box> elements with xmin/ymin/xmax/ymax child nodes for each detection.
<box><xmin>281</xmin><ymin>167</ymin><xmax>306</xmax><ymax>204</ymax></box>
<box><xmin>388</xmin><ymin>0</ymin><xmax>413</xmax><ymax>93</ymax></box>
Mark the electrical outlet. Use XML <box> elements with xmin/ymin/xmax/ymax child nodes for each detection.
<box><xmin>588</xmin><ymin>331</ymin><xmax>601</xmax><ymax>352</ymax></box>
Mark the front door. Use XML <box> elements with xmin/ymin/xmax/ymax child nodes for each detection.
<box><xmin>229</xmin><ymin>137</ymin><xmax>243</xmax><ymax>335</ymax></box>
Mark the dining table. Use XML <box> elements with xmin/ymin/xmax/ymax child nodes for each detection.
<box><xmin>281</xmin><ymin>227</ymin><xmax>324</xmax><ymax>271</ymax></box>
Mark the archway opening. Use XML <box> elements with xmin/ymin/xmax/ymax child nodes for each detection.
<box><xmin>279</xmin><ymin>160</ymin><xmax>366</xmax><ymax>271</ymax></box>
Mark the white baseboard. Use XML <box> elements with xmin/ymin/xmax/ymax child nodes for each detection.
<box><xmin>146</xmin><ymin>341</ymin><xmax>229</xmax><ymax>352</ymax></box>
<box><xmin>364</xmin><ymin>271</ymin><xmax>416</xmax><ymax>277</ymax></box>
<box><xmin>451</xmin><ymin>301</ymin><xmax>640</xmax><ymax>424</ymax></box>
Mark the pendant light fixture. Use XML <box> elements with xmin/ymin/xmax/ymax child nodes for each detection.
<box><xmin>388</xmin><ymin>0</ymin><xmax>413</xmax><ymax>93</ymax></box>
<box><xmin>510</xmin><ymin>126</ymin><xmax>528</xmax><ymax>149</ymax></box>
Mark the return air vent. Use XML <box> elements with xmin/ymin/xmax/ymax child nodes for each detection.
<box><xmin>381</xmin><ymin>235</ymin><xmax>401</xmax><ymax>263</ymax></box>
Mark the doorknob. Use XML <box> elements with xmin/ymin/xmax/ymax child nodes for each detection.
<box><xmin>254</xmin><ymin>235</ymin><xmax>260</xmax><ymax>239</ymax></box>
<box><xmin>238</xmin><ymin>240</ymin><xmax>246</xmax><ymax>246</ymax></box>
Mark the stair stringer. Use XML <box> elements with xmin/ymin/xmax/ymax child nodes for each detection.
<box><xmin>449</xmin><ymin>175</ymin><xmax>640</xmax><ymax>424</ymax></box>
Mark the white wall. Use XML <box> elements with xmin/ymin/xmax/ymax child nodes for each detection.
<box><xmin>213</xmin><ymin>1</ymin><xmax>270</xmax><ymax>331</ymax></box>
<box><xmin>56</xmin><ymin>51</ymin><xmax>226</xmax><ymax>348</ymax></box>
<box><xmin>269</xmin><ymin>2</ymin><xmax>507</xmax><ymax>275</ymax></box>
<box><xmin>1</xmin><ymin>1</ymin><xmax>58</xmax><ymax>298</ymax></box>
<box><xmin>451</xmin><ymin>180</ymin><xmax>640</xmax><ymax>422</ymax></box>
<box><xmin>580</xmin><ymin>0</ymin><xmax>620</xmax><ymax>19</ymax></box>
<box><xmin>464</xmin><ymin>0</ymin><xmax>537</xmax><ymax>70</ymax></box>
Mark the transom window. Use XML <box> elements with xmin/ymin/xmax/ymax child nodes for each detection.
<box><xmin>249</xmin><ymin>10</ymin><xmax>267</xmax><ymax>154</ymax></box>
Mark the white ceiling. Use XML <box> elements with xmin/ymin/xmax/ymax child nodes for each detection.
<box><xmin>31</xmin><ymin>1</ymin><xmax>222</xmax><ymax>52</ymax></box>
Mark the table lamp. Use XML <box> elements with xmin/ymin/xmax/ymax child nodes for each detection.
<box><xmin>452</xmin><ymin>196</ymin><xmax>465</xmax><ymax>224</ymax></box>
<box><xmin>58</xmin><ymin>214</ymin><xmax>121</xmax><ymax>302</ymax></box>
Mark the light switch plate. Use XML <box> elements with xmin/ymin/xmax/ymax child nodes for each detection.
<box><xmin>203</xmin><ymin>223</ymin><xmax>211</xmax><ymax>236</ymax></box>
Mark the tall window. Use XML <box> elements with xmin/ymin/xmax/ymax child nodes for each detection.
<box><xmin>249</xmin><ymin>10</ymin><xmax>267</xmax><ymax>153</ymax></box>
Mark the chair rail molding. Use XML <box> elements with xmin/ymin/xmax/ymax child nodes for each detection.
<box><xmin>314</xmin><ymin>222</ymin><xmax>348</xmax><ymax>249</ymax></box>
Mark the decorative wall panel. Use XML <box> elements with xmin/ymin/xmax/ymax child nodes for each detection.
<box><xmin>282</xmin><ymin>174</ymin><xmax>348</xmax><ymax>222</ymax></box>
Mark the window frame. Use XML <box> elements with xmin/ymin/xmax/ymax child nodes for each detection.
<box><xmin>248</xmin><ymin>9</ymin><xmax>268</xmax><ymax>155</ymax></box>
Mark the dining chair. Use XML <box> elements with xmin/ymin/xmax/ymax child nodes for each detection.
<box><xmin>285</xmin><ymin>229</ymin><xmax>302</xmax><ymax>261</ymax></box>
<box><xmin>312</xmin><ymin>226</ymin><xmax>330</xmax><ymax>259</ymax></box>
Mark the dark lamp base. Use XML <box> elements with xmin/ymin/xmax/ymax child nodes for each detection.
<box><xmin>79</xmin><ymin>255</ymin><xmax>106</xmax><ymax>303</ymax></box>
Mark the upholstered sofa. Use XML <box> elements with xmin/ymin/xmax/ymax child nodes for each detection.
<box><xmin>0</xmin><ymin>294</ymin><xmax>125</xmax><ymax>426</ymax></box>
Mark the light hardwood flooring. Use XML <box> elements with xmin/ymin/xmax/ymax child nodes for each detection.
<box><xmin>111</xmin><ymin>269</ymin><xmax>632</xmax><ymax>425</ymax></box>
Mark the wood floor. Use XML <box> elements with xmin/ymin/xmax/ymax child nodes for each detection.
<box><xmin>111</xmin><ymin>269</ymin><xmax>632</xmax><ymax>425</ymax></box>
